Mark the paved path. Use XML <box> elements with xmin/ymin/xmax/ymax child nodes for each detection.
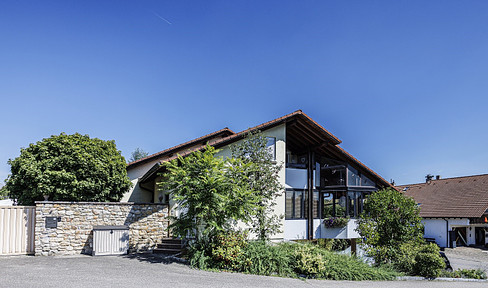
<box><xmin>0</xmin><ymin>254</ymin><xmax>486</xmax><ymax>288</ymax></box>
<box><xmin>444</xmin><ymin>247</ymin><xmax>488</xmax><ymax>272</ymax></box>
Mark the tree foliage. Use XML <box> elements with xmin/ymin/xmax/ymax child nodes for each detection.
<box><xmin>0</xmin><ymin>185</ymin><xmax>8</xmax><ymax>200</ymax></box>
<box><xmin>356</xmin><ymin>188</ymin><xmax>424</xmax><ymax>263</ymax></box>
<box><xmin>159</xmin><ymin>145</ymin><xmax>259</xmax><ymax>242</ymax></box>
<box><xmin>159</xmin><ymin>132</ymin><xmax>284</xmax><ymax>242</ymax></box>
<box><xmin>129</xmin><ymin>147</ymin><xmax>148</xmax><ymax>162</ymax></box>
<box><xmin>230</xmin><ymin>131</ymin><xmax>283</xmax><ymax>240</ymax></box>
<box><xmin>6</xmin><ymin>133</ymin><xmax>132</xmax><ymax>205</ymax></box>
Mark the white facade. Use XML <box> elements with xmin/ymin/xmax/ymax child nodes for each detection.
<box><xmin>125</xmin><ymin>120</ymin><xmax>378</xmax><ymax>241</ymax></box>
<box><xmin>423</xmin><ymin>218</ymin><xmax>488</xmax><ymax>247</ymax></box>
<box><xmin>123</xmin><ymin>159</ymin><xmax>160</xmax><ymax>203</ymax></box>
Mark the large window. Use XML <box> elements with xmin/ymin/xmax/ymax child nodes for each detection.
<box><xmin>347</xmin><ymin>166</ymin><xmax>375</xmax><ymax>187</ymax></box>
<box><xmin>321</xmin><ymin>191</ymin><xmax>371</xmax><ymax>218</ymax></box>
<box><xmin>285</xmin><ymin>189</ymin><xmax>319</xmax><ymax>219</ymax></box>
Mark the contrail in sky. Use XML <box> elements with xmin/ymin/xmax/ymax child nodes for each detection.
<box><xmin>153</xmin><ymin>12</ymin><xmax>172</xmax><ymax>25</ymax></box>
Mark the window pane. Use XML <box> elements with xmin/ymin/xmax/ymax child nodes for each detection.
<box><xmin>347</xmin><ymin>166</ymin><xmax>360</xmax><ymax>186</ymax></box>
<box><xmin>360</xmin><ymin>174</ymin><xmax>375</xmax><ymax>187</ymax></box>
<box><xmin>285</xmin><ymin>190</ymin><xmax>293</xmax><ymax>219</ymax></box>
<box><xmin>322</xmin><ymin>167</ymin><xmax>346</xmax><ymax>186</ymax></box>
<box><xmin>336</xmin><ymin>192</ymin><xmax>347</xmax><ymax>217</ymax></box>
<box><xmin>323</xmin><ymin>193</ymin><xmax>333</xmax><ymax>218</ymax></box>
<box><xmin>266</xmin><ymin>137</ymin><xmax>276</xmax><ymax>160</ymax></box>
<box><xmin>313</xmin><ymin>191</ymin><xmax>319</xmax><ymax>218</ymax></box>
<box><xmin>295</xmin><ymin>191</ymin><xmax>303</xmax><ymax>219</ymax></box>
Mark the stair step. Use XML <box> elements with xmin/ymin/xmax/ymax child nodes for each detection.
<box><xmin>160</xmin><ymin>238</ymin><xmax>183</xmax><ymax>244</ymax></box>
<box><xmin>157</xmin><ymin>243</ymin><xmax>182</xmax><ymax>249</ymax></box>
<box><xmin>153</xmin><ymin>248</ymin><xmax>182</xmax><ymax>255</ymax></box>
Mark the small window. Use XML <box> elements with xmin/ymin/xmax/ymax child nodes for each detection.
<box><xmin>266</xmin><ymin>137</ymin><xmax>276</xmax><ymax>160</ymax></box>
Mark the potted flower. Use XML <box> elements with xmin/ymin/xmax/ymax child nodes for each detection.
<box><xmin>323</xmin><ymin>217</ymin><xmax>349</xmax><ymax>228</ymax></box>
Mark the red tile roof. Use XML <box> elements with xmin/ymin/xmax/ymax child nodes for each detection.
<box><xmin>129</xmin><ymin>110</ymin><xmax>390</xmax><ymax>188</ymax></box>
<box><xmin>399</xmin><ymin>174</ymin><xmax>488</xmax><ymax>218</ymax></box>
<box><xmin>127</xmin><ymin>127</ymin><xmax>235</xmax><ymax>168</ymax></box>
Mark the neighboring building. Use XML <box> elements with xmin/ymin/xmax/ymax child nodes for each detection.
<box><xmin>400</xmin><ymin>174</ymin><xmax>488</xmax><ymax>248</ymax></box>
<box><xmin>125</xmin><ymin>110</ymin><xmax>392</xmax><ymax>241</ymax></box>
<box><xmin>0</xmin><ymin>199</ymin><xmax>13</xmax><ymax>206</ymax></box>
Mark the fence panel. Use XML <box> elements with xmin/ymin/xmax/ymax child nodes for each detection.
<box><xmin>0</xmin><ymin>206</ymin><xmax>35</xmax><ymax>255</ymax></box>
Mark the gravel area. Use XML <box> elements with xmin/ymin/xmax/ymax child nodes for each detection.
<box><xmin>0</xmin><ymin>253</ymin><xmax>487</xmax><ymax>288</ymax></box>
<box><xmin>443</xmin><ymin>247</ymin><xmax>488</xmax><ymax>272</ymax></box>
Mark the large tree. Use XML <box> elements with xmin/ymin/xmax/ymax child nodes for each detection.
<box><xmin>0</xmin><ymin>185</ymin><xmax>8</xmax><ymax>200</ymax></box>
<box><xmin>6</xmin><ymin>133</ymin><xmax>132</xmax><ymax>205</ymax></box>
<box><xmin>230</xmin><ymin>131</ymin><xmax>283</xmax><ymax>240</ymax></box>
<box><xmin>356</xmin><ymin>188</ymin><xmax>424</xmax><ymax>263</ymax></box>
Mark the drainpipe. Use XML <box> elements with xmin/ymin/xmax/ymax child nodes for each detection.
<box><xmin>443</xmin><ymin>218</ymin><xmax>449</xmax><ymax>248</ymax></box>
<box><xmin>307</xmin><ymin>149</ymin><xmax>314</xmax><ymax>240</ymax></box>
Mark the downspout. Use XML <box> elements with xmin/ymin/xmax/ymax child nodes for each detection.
<box><xmin>446</xmin><ymin>218</ymin><xmax>449</xmax><ymax>247</ymax></box>
<box><xmin>307</xmin><ymin>149</ymin><xmax>314</xmax><ymax>240</ymax></box>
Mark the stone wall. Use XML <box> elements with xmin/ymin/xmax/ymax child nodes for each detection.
<box><xmin>35</xmin><ymin>202</ymin><xmax>169</xmax><ymax>256</ymax></box>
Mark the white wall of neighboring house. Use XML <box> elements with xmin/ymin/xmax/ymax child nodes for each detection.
<box><xmin>0</xmin><ymin>199</ymin><xmax>13</xmax><ymax>206</ymax></box>
<box><xmin>423</xmin><ymin>218</ymin><xmax>485</xmax><ymax>247</ymax></box>
<box><xmin>423</xmin><ymin>219</ymin><xmax>449</xmax><ymax>247</ymax></box>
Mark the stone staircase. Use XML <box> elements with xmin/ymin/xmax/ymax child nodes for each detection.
<box><xmin>153</xmin><ymin>238</ymin><xmax>183</xmax><ymax>255</ymax></box>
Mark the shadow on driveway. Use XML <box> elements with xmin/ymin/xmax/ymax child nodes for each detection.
<box><xmin>122</xmin><ymin>252</ymin><xmax>185</xmax><ymax>265</ymax></box>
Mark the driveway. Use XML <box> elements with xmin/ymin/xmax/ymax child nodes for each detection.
<box><xmin>443</xmin><ymin>247</ymin><xmax>488</xmax><ymax>272</ymax></box>
<box><xmin>0</xmin><ymin>254</ymin><xmax>486</xmax><ymax>288</ymax></box>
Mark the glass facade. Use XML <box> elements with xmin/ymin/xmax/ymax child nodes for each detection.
<box><xmin>285</xmin><ymin>151</ymin><xmax>379</xmax><ymax>220</ymax></box>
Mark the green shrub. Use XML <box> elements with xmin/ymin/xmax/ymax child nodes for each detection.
<box><xmin>391</xmin><ymin>242</ymin><xmax>419</xmax><ymax>274</ymax></box>
<box><xmin>289</xmin><ymin>243</ymin><xmax>398</xmax><ymax>280</ymax></box>
<box><xmin>188</xmin><ymin>240</ymin><xmax>212</xmax><ymax>269</ymax></box>
<box><xmin>189</xmin><ymin>239</ymin><xmax>399</xmax><ymax>281</ymax></box>
<box><xmin>390</xmin><ymin>242</ymin><xmax>446</xmax><ymax>278</ymax></box>
<box><xmin>316</xmin><ymin>238</ymin><xmax>350</xmax><ymax>251</ymax></box>
<box><xmin>440</xmin><ymin>269</ymin><xmax>487</xmax><ymax>279</ymax></box>
<box><xmin>293</xmin><ymin>245</ymin><xmax>325</xmax><ymax>277</ymax></box>
<box><xmin>413</xmin><ymin>244</ymin><xmax>445</xmax><ymax>278</ymax></box>
<box><xmin>210</xmin><ymin>231</ymin><xmax>249</xmax><ymax>270</ymax></box>
<box><xmin>240</xmin><ymin>241</ymin><xmax>294</xmax><ymax>277</ymax></box>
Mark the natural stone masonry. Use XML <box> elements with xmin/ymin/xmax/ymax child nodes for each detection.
<box><xmin>35</xmin><ymin>202</ymin><xmax>169</xmax><ymax>256</ymax></box>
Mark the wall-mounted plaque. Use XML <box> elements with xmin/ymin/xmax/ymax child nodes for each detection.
<box><xmin>45</xmin><ymin>217</ymin><xmax>59</xmax><ymax>228</ymax></box>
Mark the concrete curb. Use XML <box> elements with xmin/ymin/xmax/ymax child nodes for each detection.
<box><xmin>397</xmin><ymin>276</ymin><xmax>488</xmax><ymax>282</ymax></box>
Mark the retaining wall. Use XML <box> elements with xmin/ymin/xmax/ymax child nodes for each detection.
<box><xmin>35</xmin><ymin>202</ymin><xmax>169</xmax><ymax>256</ymax></box>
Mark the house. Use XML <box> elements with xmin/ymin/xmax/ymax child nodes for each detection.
<box><xmin>400</xmin><ymin>174</ymin><xmax>488</xmax><ymax>248</ymax></box>
<box><xmin>125</xmin><ymin>110</ymin><xmax>392</xmax><ymax>241</ymax></box>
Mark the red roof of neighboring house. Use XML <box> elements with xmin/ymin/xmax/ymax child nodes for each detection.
<box><xmin>399</xmin><ymin>174</ymin><xmax>488</xmax><ymax>218</ymax></box>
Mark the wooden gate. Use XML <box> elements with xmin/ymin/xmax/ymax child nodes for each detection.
<box><xmin>0</xmin><ymin>206</ymin><xmax>36</xmax><ymax>255</ymax></box>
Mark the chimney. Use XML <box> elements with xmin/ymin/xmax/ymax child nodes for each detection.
<box><xmin>435</xmin><ymin>175</ymin><xmax>441</xmax><ymax>180</ymax></box>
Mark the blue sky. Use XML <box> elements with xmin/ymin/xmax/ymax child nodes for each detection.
<box><xmin>1</xmin><ymin>0</ymin><xmax>488</xmax><ymax>186</ymax></box>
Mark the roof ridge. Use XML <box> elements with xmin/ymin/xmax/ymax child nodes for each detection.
<box><xmin>397</xmin><ymin>173</ymin><xmax>488</xmax><ymax>187</ymax></box>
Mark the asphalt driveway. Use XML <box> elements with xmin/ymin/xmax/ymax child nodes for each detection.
<box><xmin>0</xmin><ymin>254</ymin><xmax>486</xmax><ymax>288</ymax></box>
<box><xmin>443</xmin><ymin>246</ymin><xmax>488</xmax><ymax>272</ymax></box>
